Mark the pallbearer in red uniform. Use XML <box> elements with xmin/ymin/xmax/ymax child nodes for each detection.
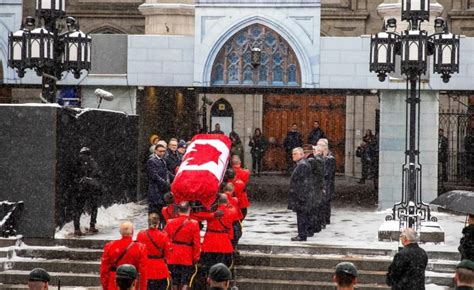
<box><xmin>221</xmin><ymin>183</ymin><xmax>243</xmax><ymax>249</ymax></box>
<box><xmin>164</xmin><ymin>202</ymin><xmax>201</xmax><ymax>290</ymax></box>
<box><xmin>162</xmin><ymin>193</ymin><xmax>178</xmax><ymax>224</ymax></box>
<box><xmin>136</xmin><ymin>212</ymin><xmax>171</xmax><ymax>290</ymax></box>
<box><xmin>200</xmin><ymin>194</ymin><xmax>235</xmax><ymax>267</ymax></box>
<box><xmin>230</xmin><ymin>155</ymin><xmax>250</xmax><ymax>220</ymax></box>
<box><xmin>100</xmin><ymin>221</ymin><xmax>148</xmax><ymax>290</ymax></box>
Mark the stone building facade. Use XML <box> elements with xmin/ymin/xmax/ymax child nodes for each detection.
<box><xmin>22</xmin><ymin>0</ymin><xmax>145</xmax><ymax>34</ymax></box>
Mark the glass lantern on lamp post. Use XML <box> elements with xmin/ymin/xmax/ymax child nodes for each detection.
<box><xmin>8</xmin><ymin>0</ymin><xmax>91</xmax><ymax>103</ymax></box>
<box><xmin>369</xmin><ymin>0</ymin><xmax>459</xmax><ymax>227</ymax></box>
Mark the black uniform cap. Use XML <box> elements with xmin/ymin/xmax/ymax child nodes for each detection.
<box><xmin>116</xmin><ymin>264</ymin><xmax>137</xmax><ymax>280</ymax></box>
<box><xmin>29</xmin><ymin>268</ymin><xmax>50</xmax><ymax>282</ymax></box>
<box><xmin>335</xmin><ymin>262</ymin><xmax>358</xmax><ymax>277</ymax></box>
<box><xmin>209</xmin><ymin>263</ymin><xmax>232</xmax><ymax>282</ymax></box>
<box><xmin>457</xmin><ymin>260</ymin><xmax>474</xmax><ymax>271</ymax></box>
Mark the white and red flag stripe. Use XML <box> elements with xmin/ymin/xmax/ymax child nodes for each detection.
<box><xmin>171</xmin><ymin>134</ymin><xmax>231</xmax><ymax>209</ymax></box>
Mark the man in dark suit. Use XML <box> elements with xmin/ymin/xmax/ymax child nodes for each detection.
<box><xmin>147</xmin><ymin>144</ymin><xmax>174</xmax><ymax>228</ymax></box>
<box><xmin>386</xmin><ymin>228</ymin><xmax>428</xmax><ymax>290</ymax></box>
<box><xmin>288</xmin><ymin>147</ymin><xmax>314</xmax><ymax>242</ymax></box>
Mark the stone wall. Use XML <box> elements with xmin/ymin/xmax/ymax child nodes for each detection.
<box><xmin>21</xmin><ymin>0</ymin><xmax>145</xmax><ymax>34</ymax></box>
<box><xmin>127</xmin><ymin>35</ymin><xmax>194</xmax><ymax>86</ymax></box>
<box><xmin>378</xmin><ymin>90</ymin><xmax>439</xmax><ymax>210</ymax></box>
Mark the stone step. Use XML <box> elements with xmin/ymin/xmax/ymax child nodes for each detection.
<box><xmin>239</xmin><ymin>252</ymin><xmax>391</xmax><ymax>271</ymax></box>
<box><xmin>15</xmin><ymin>248</ymin><xmax>103</xmax><ymax>261</ymax></box>
<box><xmin>0</xmin><ymin>237</ymin><xmax>21</xmax><ymax>248</ymax></box>
<box><xmin>235</xmin><ymin>265</ymin><xmax>455</xmax><ymax>287</ymax></box>
<box><xmin>8</xmin><ymin>260</ymin><xmax>100</xmax><ymax>274</ymax></box>
<box><xmin>0</xmin><ymin>249</ymin><xmax>9</xmax><ymax>259</ymax></box>
<box><xmin>235</xmin><ymin>265</ymin><xmax>386</xmax><ymax>285</ymax></box>
<box><xmin>236</xmin><ymin>278</ymin><xmax>391</xmax><ymax>290</ymax></box>
<box><xmin>237</xmin><ymin>244</ymin><xmax>460</xmax><ymax>261</ymax></box>
<box><xmin>18</xmin><ymin>239</ymin><xmax>461</xmax><ymax>262</ymax></box>
<box><xmin>0</xmin><ymin>270</ymin><xmax>100</xmax><ymax>287</ymax></box>
<box><xmin>239</xmin><ymin>252</ymin><xmax>458</xmax><ymax>273</ymax></box>
<box><xmin>22</xmin><ymin>238</ymin><xmax>108</xmax><ymax>250</ymax></box>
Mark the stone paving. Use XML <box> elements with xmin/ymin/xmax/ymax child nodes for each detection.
<box><xmin>239</xmin><ymin>202</ymin><xmax>465</xmax><ymax>252</ymax></box>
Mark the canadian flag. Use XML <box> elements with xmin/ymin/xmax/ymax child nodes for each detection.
<box><xmin>171</xmin><ymin>134</ymin><xmax>231</xmax><ymax>209</ymax></box>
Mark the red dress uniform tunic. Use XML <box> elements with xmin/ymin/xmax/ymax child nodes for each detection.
<box><xmin>232</xmin><ymin>165</ymin><xmax>251</xmax><ymax>209</ymax></box>
<box><xmin>225</xmin><ymin>192</ymin><xmax>242</xmax><ymax>221</ymax></box>
<box><xmin>164</xmin><ymin>215</ymin><xmax>201</xmax><ymax>266</ymax></box>
<box><xmin>201</xmin><ymin>204</ymin><xmax>234</xmax><ymax>254</ymax></box>
<box><xmin>136</xmin><ymin>228</ymin><xmax>171</xmax><ymax>280</ymax></box>
<box><xmin>100</xmin><ymin>236</ymin><xmax>148</xmax><ymax>290</ymax></box>
<box><xmin>223</xmin><ymin>192</ymin><xmax>242</xmax><ymax>240</ymax></box>
<box><xmin>162</xmin><ymin>204</ymin><xmax>177</xmax><ymax>223</ymax></box>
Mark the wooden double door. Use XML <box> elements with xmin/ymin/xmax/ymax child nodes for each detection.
<box><xmin>262</xmin><ymin>93</ymin><xmax>346</xmax><ymax>172</ymax></box>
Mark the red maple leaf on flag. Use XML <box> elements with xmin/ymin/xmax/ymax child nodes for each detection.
<box><xmin>186</xmin><ymin>143</ymin><xmax>222</xmax><ymax>166</ymax></box>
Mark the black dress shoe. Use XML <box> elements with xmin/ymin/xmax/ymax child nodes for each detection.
<box><xmin>291</xmin><ymin>236</ymin><xmax>307</xmax><ymax>241</ymax></box>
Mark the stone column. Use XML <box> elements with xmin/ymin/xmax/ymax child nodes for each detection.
<box><xmin>139</xmin><ymin>0</ymin><xmax>195</xmax><ymax>35</ymax></box>
<box><xmin>378</xmin><ymin>90</ymin><xmax>438</xmax><ymax>210</ymax></box>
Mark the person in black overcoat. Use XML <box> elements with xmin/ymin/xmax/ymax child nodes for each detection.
<box><xmin>306</xmin><ymin>145</ymin><xmax>325</xmax><ymax>235</ymax></box>
<box><xmin>386</xmin><ymin>228</ymin><xmax>428</xmax><ymax>290</ymax></box>
<box><xmin>284</xmin><ymin>123</ymin><xmax>304</xmax><ymax>174</ymax></box>
<box><xmin>73</xmin><ymin>147</ymin><xmax>102</xmax><ymax>236</ymax></box>
<box><xmin>459</xmin><ymin>214</ymin><xmax>474</xmax><ymax>261</ymax></box>
<box><xmin>288</xmin><ymin>147</ymin><xmax>314</xmax><ymax>242</ymax></box>
<box><xmin>147</xmin><ymin>144</ymin><xmax>174</xmax><ymax>228</ymax></box>
<box><xmin>164</xmin><ymin>138</ymin><xmax>182</xmax><ymax>174</ymax></box>
<box><xmin>317</xmin><ymin>138</ymin><xmax>335</xmax><ymax>227</ymax></box>
<box><xmin>438</xmin><ymin>129</ymin><xmax>449</xmax><ymax>182</ymax></box>
<box><xmin>307</xmin><ymin>121</ymin><xmax>326</xmax><ymax>145</ymax></box>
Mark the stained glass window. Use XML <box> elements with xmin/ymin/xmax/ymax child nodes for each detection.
<box><xmin>211</xmin><ymin>24</ymin><xmax>301</xmax><ymax>86</ymax></box>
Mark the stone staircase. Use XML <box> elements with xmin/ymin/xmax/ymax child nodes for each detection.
<box><xmin>0</xmin><ymin>238</ymin><xmax>459</xmax><ymax>289</ymax></box>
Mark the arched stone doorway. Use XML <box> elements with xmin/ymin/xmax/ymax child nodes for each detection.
<box><xmin>210</xmin><ymin>98</ymin><xmax>234</xmax><ymax>136</ymax></box>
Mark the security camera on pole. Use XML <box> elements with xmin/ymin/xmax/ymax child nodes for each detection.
<box><xmin>370</xmin><ymin>0</ymin><xmax>460</xmax><ymax>241</ymax></box>
<box><xmin>8</xmin><ymin>0</ymin><xmax>91</xmax><ymax>103</ymax></box>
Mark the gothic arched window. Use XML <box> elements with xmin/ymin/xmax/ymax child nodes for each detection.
<box><xmin>211</xmin><ymin>24</ymin><xmax>301</xmax><ymax>87</ymax></box>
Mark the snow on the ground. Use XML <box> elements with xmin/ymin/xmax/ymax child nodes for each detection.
<box><xmin>55</xmin><ymin>202</ymin><xmax>148</xmax><ymax>240</ymax></box>
<box><xmin>425</xmin><ymin>285</ymin><xmax>450</xmax><ymax>290</ymax></box>
<box><xmin>239</xmin><ymin>203</ymin><xmax>464</xmax><ymax>252</ymax></box>
<box><xmin>55</xmin><ymin>201</ymin><xmax>465</xmax><ymax>253</ymax></box>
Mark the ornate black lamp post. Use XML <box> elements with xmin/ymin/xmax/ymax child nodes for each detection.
<box><xmin>8</xmin><ymin>0</ymin><xmax>91</xmax><ymax>103</ymax></box>
<box><xmin>370</xmin><ymin>0</ymin><xmax>460</xmax><ymax>227</ymax></box>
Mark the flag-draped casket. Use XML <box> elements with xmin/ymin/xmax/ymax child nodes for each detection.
<box><xmin>171</xmin><ymin>134</ymin><xmax>231</xmax><ymax>209</ymax></box>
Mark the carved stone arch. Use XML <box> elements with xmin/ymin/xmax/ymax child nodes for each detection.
<box><xmin>89</xmin><ymin>25</ymin><xmax>127</xmax><ymax>34</ymax></box>
<box><xmin>202</xmin><ymin>15</ymin><xmax>312</xmax><ymax>87</ymax></box>
<box><xmin>211</xmin><ymin>24</ymin><xmax>301</xmax><ymax>87</ymax></box>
